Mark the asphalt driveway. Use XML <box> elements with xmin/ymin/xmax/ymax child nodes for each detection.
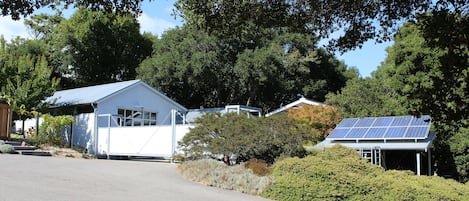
<box><xmin>0</xmin><ymin>155</ymin><xmax>270</xmax><ymax>201</ymax></box>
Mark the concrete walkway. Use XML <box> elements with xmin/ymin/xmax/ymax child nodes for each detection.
<box><xmin>0</xmin><ymin>155</ymin><xmax>270</xmax><ymax>201</ymax></box>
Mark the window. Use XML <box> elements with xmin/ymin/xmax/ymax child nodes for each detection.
<box><xmin>118</xmin><ymin>108</ymin><xmax>157</xmax><ymax>127</ymax></box>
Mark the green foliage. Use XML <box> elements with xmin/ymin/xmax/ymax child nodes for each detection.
<box><xmin>0</xmin><ymin>37</ymin><xmax>59</xmax><ymax>117</ymax></box>
<box><xmin>137</xmin><ymin>26</ymin><xmax>356</xmax><ymax>111</ymax></box>
<box><xmin>262</xmin><ymin>145</ymin><xmax>469</xmax><ymax>201</ymax></box>
<box><xmin>448</xmin><ymin>127</ymin><xmax>469</xmax><ymax>183</ymax></box>
<box><xmin>377</xmin><ymin>13</ymin><xmax>469</xmax><ymax>129</ymax></box>
<box><xmin>179</xmin><ymin>159</ymin><xmax>273</xmax><ymax>195</ymax></box>
<box><xmin>175</xmin><ymin>0</ymin><xmax>467</xmax><ymax>52</ymax></box>
<box><xmin>325</xmin><ymin>77</ymin><xmax>408</xmax><ymax>118</ymax></box>
<box><xmin>0</xmin><ymin>141</ymin><xmax>14</xmax><ymax>153</ymax></box>
<box><xmin>374</xmin><ymin>13</ymin><xmax>469</xmax><ymax>181</ymax></box>
<box><xmin>46</xmin><ymin>9</ymin><xmax>153</xmax><ymax>87</ymax></box>
<box><xmin>35</xmin><ymin>114</ymin><xmax>74</xmax><ymax>147</ymax></box>
<box><xmin>179</xmin><ymin>113</ymin><xmax>309</xmax><ymax>164</ymax></box>
<box><xmin>0</xmin><ymin>0</ymin><xmax>145</xmax><ymax>20</ymax></box>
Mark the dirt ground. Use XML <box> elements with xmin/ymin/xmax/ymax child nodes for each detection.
<box><xmin>37</xmin><ymin>145</ymin><xmax>93</xmax><ymax>158</ymax></box>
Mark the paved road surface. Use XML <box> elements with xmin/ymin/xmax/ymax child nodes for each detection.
<box><xmin>0</xmin><ymin>155</ymin><xmax>270</xmax><ymax>201</ymax></box>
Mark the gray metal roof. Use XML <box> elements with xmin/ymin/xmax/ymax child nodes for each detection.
<box><xmin>46</xmin><ymin>80</ymin><xmax>187</xmax><ymax>111</ymax></box>
<box><xmin>46</xmin><ymin>80</ymin><xmax>141</xmax><ymax>106</ymax></box>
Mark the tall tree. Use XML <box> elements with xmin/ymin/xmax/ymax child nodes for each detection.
<box><xmin>0</xmin><ymin>37</ymin><xmax>59</xmax><ymax>117</ymax></box>
<box><xmin>137</xmin><ymin>26</ymin><xmax>230</xmax><ymax>108</ymax></box>
<box><xmin>325</xmin><ymin>77</ymin><xmax>408</xmax><ymax>118</ymax></box>
<box><xmin>375</xmin><ymin>13</ymin><xmax>469</xmax><ymax>181</ymax></box>
<box><xmin>47</xmin><ymin>9</ymin><xmax>153</xmax><ymax>87</ymax></box>
<box><xmin>175</xmin><ymin>0</ymin><xmax>468</xmax><ymax>52</ymax></box>
<box><xmin>137</xmin><ymin>26</ymin><xmax>356</xmax><ymax>111</ymax></box>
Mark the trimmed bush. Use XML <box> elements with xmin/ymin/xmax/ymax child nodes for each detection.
<box><xmin>179</xmin><ymin>113</ymin><xmax>310</xmax><ymax>164</ymax></box>
<box><xmin>262</xmin><ymin>145</ymin><xmax>469</xmax><ymax>201</ymax></box>
<box><xmin>179</xmin><ymin>159</ymin><xmax>273</xmax><ymax>195</ymax></box>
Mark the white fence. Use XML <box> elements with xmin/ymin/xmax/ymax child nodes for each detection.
<box><xmin>97</xmin><ymin>125</ymin><xmax>192</xmax><ymax>158</ymax></box>
<box><xmin>97</xmin><ymin>112</ymin><xmax>193</xmax><ymax>159</ymax></box>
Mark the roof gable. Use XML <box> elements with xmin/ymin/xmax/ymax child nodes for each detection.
<box><xmin>266</xmin><ymin>97</ymin><xmax>325</xmax><ymax>117</ymax></box>
<box><xmin>46</xmin><ymin>80</ymin><xmax>187</xmax><ymax>111</ymax></box>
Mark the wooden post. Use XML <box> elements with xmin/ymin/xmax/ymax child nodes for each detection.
<box><xmin>0</xmin><ymin>103</ymin><xmax>12</xmax><ymax>139</ymax></box>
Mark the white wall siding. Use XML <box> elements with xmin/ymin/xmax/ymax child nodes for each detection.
<box><xmin>97</xmin><ymin>125</ymin><xmax>193</xmax><ymax>158</ymax></box>
<box><xmin>71</xmin><ymin>113</ymin><xmax>95</xmax><ymax>152</ymax></box>
<box><xmin>97</xmin><ymin>84</ymin><xmax>184</xmax><ymax>125</ymax></box>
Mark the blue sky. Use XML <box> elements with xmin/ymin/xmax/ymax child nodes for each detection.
<box><xmin>0</xmin><ymin>0</ymin><xmax>390</xmax><ymax>77</ymax></box>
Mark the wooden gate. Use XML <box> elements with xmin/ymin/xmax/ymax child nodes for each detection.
<box><xmin>0</xmin><ymin>103</ymin><xmax>12</xmax><ymax>139</ymax></box>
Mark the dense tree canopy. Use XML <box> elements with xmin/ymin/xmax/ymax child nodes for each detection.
<box><xmin>0</xmin><ymin>37</ymin><xmax>58</xmax><ymax>117</ymax></box>
<box><xmin>137</xmin><ymin>26</ymin><xmax>357</xmax><ymax>111</ymax></box>
<box><xmin>26</xmin><ymin>9</ymin><xmax>153</xmax><ymax>88</ymax></box>
<box><xmin>0</xmin><ymin>0</ymin><xmax>145</xmax><ymax>20</ymax></box>
<box><xmin>325</xmin><ymin>77</ymin><xmax>408</xmax><ymax>118</ymax></box>
<box><xmin>175</xmin><ymin>0</ymin><xmax>468</xmax><ymax>52</ymax></box>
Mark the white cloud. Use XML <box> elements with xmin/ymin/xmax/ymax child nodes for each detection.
<box><xmin>138</xmin><ymin>13</ymin><xmax>177</xmax><ymax>37</ymax></box>
<box><xmin>0</xmin><ymin>16</ymin><xmax>30</xmax><ymax>41</ymax></box>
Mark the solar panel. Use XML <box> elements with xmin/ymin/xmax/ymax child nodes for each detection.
<box><xmin>354</xmin><ymin>118</ymin><xmax>375</xmax><ymax>127</ymax></box>
<box><xmin>391</xmin><ymin>116</ymin><xmax>412</xmax><ymax>126</ymax></box>
<box><xmin>347</xmin><ymin>128</ymin><xmax>368</xmax><ymax>138</ymax></box>
<box><xmin>336</xmin><ymin>118</ymin><xmax>358</xmax><ymax>128</ymax></box>
<box><xmin>371</xmin><ymin>117</ymin><xmax>393</xmax><ymax>127</ymax></box>
<box><xmin>405</xmin><ymin>127</ymin><xmax>429</xmax><ymax>138</ymax></box>
<box><xmin>327</xmin><ymin>115</ymin><xmax>431</xmax><ymax>140</ymax></box>
<box><xmin>327</xmin><ymin>128</ymin><xmax>350</xmax><ymax>139</ymax></box>
<box><xmin>364</xmin><ymin>127</ymin><xmax>387</xmax><ymax>138</ymax></box>
<box><xmin>385</xmin><ymin>127</ymin><xmax>408</xmax><ymax>138</ymax></box>
<box><xmin>410</xmin><ymin>115</ymin><xmax>431</xmax><ymax>126</ymax></box>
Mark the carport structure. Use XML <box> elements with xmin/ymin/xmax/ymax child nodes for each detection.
<box><xmin>314</xmin><ymin>115</ymin><xmax>434</xmax><ymax>175</ymax></box>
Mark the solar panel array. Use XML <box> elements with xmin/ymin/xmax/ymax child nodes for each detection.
<box><xmin>327</xmin><ymin>115</ymin><xmax>431</xmax><ymax>140</ymax></box>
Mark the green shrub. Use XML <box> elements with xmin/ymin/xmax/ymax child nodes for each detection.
<box><xmin>34</xmin><ymin>114</ymin><xmax>74</xmax><ymax>147</ymax></box>
<box><xmin>262</xmin><ymin>145</ymin><xmax>469</xmax><ymax>201</ymax></box>
<box><xmin>179</xmin><ymin>159</ymin><xmax>273</xmax><ymax>195</ymax></box>
<box><xmin>179</xmin><ymin>113</ymin><xmax>310</xmax><ymax>164</ymax></box>
<box><xmin>0</xmin><ymin>143</ymin><xmax>14</xmax><ymax>153</ymax></box>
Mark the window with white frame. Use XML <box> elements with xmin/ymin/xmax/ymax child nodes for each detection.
<box><xmin>118</xmin><ymin>109</ymin><xmax>157</xmax><ymax>127</ymax></box>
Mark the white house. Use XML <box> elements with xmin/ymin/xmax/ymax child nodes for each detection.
<box><xmin>265</xmin><ymin>97</ymin><xmax>326</xmax><ymax>117</ymax></box>
<box><xmin>44</xmin><ymin>80</ymin><xmax>188</xmax><ymax>155</ymax></box>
